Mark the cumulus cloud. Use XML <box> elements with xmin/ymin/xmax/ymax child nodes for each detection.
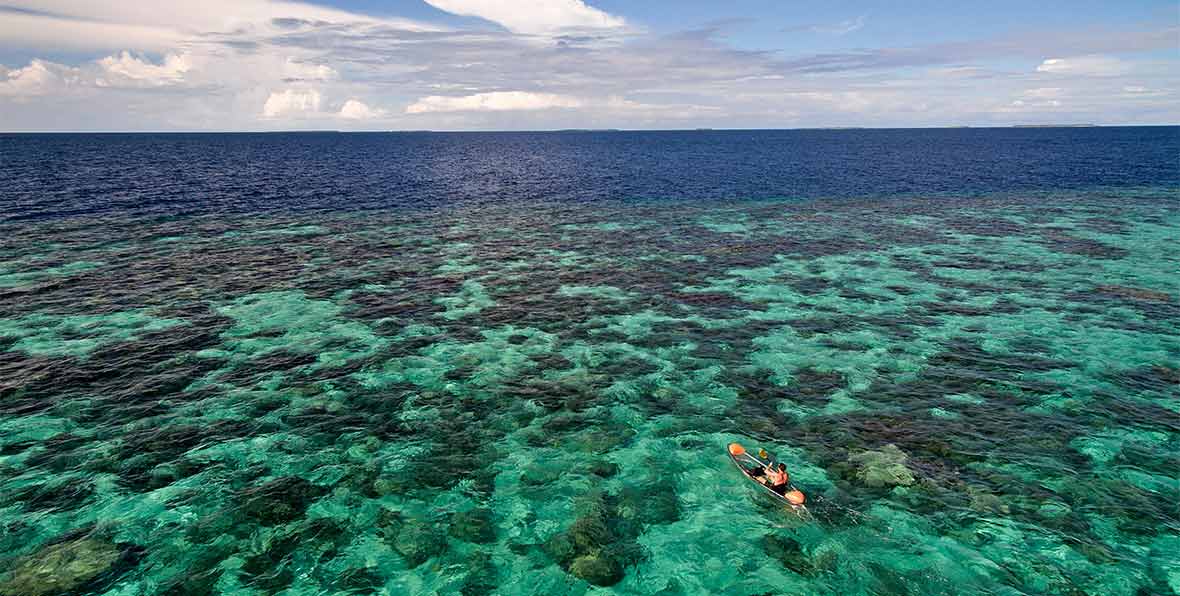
<box><xmin>98</xmin><ymin>51</ymin><xmax>191</xmax><ymax>85</ymax></box>
<box><xmin>1036</xmin><ymin>55</ymin><xmax>1127</xmax><ymax>76</ymax></box>
<box><xmin>339</xmin><ymin>99</ymin><xmax>383</xmax><ymax>119</ymax></box>
<box><xmin>406</xmin><ymin>91</ymin><xmax>583</xmax><ymax>113</ymax></box>
<box><xmin>262</xmin><ymin>89</ymin><xmax>322</xmax><ymax>118</ymax></box>
<box><xmin>422</xmin><ymin>0</ymin><xmax>626</xmax><ymax>36</ymax></box>
<box><xmin>2</xmin><ymin>52</ymin><xmax>194</xmax><ymax>95</ymax></box>
<box><xmin>0</xmin><ymin>60</ymin><xmax>78</xmax><ymax>96</ymax></box>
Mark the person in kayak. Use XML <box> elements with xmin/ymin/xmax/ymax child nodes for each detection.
<box><xmin>763</xmin><ymin>462</ymin><xmax>790</xmax><ymax>495</ymax></box>
<box><xmin>729</xmin><ymin>444</ymin><xmax>808</xmax><ymax>506</ymax></box>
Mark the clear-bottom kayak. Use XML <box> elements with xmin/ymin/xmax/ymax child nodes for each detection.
<box><xmin>728</xmin><ymin>443</ymin><xmax>807</xmax><ymax>511</ymax></box>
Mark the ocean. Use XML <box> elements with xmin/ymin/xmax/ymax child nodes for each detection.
<box><xmin>0</xmin><ymin>127</ymin><xmax>1177</xmax><ymax>595</ymax></box>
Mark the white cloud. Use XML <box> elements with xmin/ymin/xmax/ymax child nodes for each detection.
<box><xmin>98</xmin><ymin>52</ymin><xmax>191</xmax><ymax>85</ymax></box>
<box><xmin>406</xmin><ymin>91</ymin><xmax>583</xmax><ymax>113</ymax></box>
<box><xmin>339</xmin><ymin>99</ymin><xmax>383</xmax><ymax>119</ymax></box>
<box><xmin>0</xmin><ymin>0</ymin><xmax>438</xmax><ymax>52</ymax></box>
<box><xmin>283</xmin><ymin>59</ymin><xmax>338</xmax><ymax>82</ymax></box>
<box><xmin>403</xmin><ymin>92</ymin><xmax>719</xmax><ymax>121</ymax></box>
<box><xmin>1036</xmin><ymin>55</ymin><xmax>1127</xmax><ymax>76</ymax></box>
<box><xmin>0</xmin><ymin>60</ymin><xmax>78</xmax><ymax>96</ymax></box>
<box><xmin>262</xmin><ymin>89</ymin><xmax>322</xmax><ymax>118</ymax></box>
<box><xmin>3</xmin><ymin>52</ymin><xmax>194</xmax><ymax>96</ymax></box>
<box><xmin>421</xmin><ymin>0</ymin><xmax>626</xmax><ymax>35</ymax></box>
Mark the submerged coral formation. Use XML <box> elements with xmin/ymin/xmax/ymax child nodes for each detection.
<box><xmin>0</xmin><ymin>190</ymin><xmax>1177</xmax><ymax>595</ymax></box>
<box><xmin>847</xmin><ymin>444</ymin><xmax>915</xmax><ymax>488</ymax></box>
<box><xmin>0</xmin><ymin>532</ymin><xmax>133</xmax><ymax>596</ymax></box>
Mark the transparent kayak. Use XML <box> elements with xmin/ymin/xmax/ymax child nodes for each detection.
<box><xmin>728</xmin><ymin>443</ymin><xmax>806</xmax><ymax>510</ymax></box>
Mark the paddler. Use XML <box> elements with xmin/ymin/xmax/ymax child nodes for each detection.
<box><xmin>763</xmin><ymin>462</ymin><xmax>790</xmax><ymax>495</ymax></box>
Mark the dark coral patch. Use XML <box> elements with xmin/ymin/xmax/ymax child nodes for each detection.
<box><xmin>238</xmin><ymin>476</ymin><xmax>326</xmax><ymax>526</ymax></box>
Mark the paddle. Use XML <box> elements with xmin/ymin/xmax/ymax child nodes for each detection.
<box><xmin>743</xmin><ymin>452</ymin><xmax>770</xmax><ymax>468</ymax></box>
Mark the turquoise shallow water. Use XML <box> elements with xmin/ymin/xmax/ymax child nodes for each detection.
<box><xmin>0</xmin><ymin>190</ymin><xmax>1178</xmax><ymax>595</ymax></box>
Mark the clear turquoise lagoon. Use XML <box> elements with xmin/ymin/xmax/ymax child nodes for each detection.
<box><xmin>1</xmin><ymin>187</ymin><xmax>1176</xmax><ymax>595</ymax></box>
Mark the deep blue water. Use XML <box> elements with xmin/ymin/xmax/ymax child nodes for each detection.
<box><xmin>2</xmin><ymin>127</ymin><xmax>1177</xmax><ymax>221</ymax></box>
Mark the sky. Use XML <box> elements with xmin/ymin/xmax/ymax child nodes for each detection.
<box><xmin>0</xmin><ymin>0</ymin><xmax>1176</xmax><ymax>131</ymax></box>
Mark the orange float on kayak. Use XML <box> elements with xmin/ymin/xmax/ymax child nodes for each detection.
<box><xmin>785</xmin><ymin>490</ymin><xmax>806</xmax><ymax>506</ymax></box>
<box><xmin>728</xmin><ymin>443</ymin><xmax>746</xmax><ymax>456</ymax></box>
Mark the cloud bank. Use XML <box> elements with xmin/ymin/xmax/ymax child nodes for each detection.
<box><xmin>422</xmin><ymin>0</ymin><xmax>627</xmax><ymax>36</ymax></box>
<box><xmin>0</xmin><ymin>1</ymin><xmax>1176</xmax><ymax>130</ymax></box>
<box><xmin>406</xmin><ymin>91</ymin><xmax>583</xmax><ymax>113</ymax></box>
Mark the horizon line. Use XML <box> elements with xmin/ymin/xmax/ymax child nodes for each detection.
<box><xmin>3</xmin><ymin>123</ymin><xmax>1178</xmax><ymax>134</ymax></box>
